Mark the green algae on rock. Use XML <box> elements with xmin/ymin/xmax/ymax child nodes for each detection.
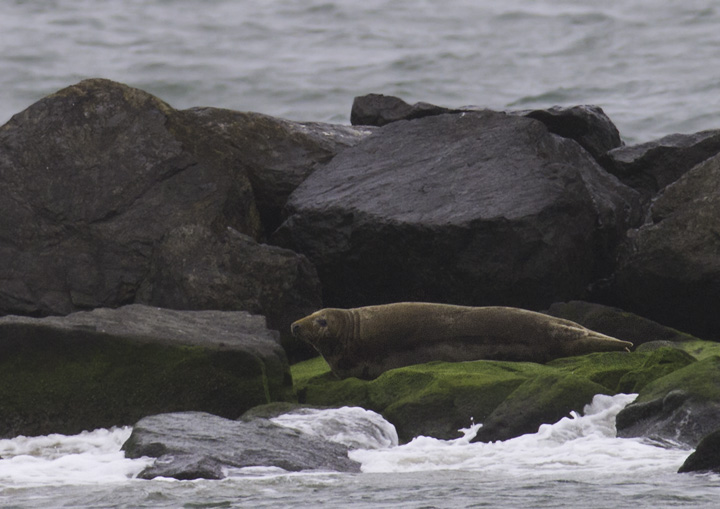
<box><xmin>616</xmin><ymin>356</ymin><xmax>720</xmax><ymax>447</ymax></box>
<box><xmin>292</xmin><ymin>348</ymin><xmax>701</xmax><ymax>443</ymax></box>
<box><xmin>0</xmin><ymin>305</ymin><xmax>294</xmax><ymax>438</ymax></box>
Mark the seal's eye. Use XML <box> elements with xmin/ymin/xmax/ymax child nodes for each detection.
<box><xmin>316</xmin><ymin>318</ymin><xmax>328</xmax><ymax>327</ymax></box>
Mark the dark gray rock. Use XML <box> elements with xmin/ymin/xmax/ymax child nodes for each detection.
<box><xmin>0</xmin><ymin>305</ymin><xmax>293</xmax><ymax>438</ymax></box>
<box><xmin>611</xmin><ymin>152</ymin><xmax>720</xmax><ymax>338</ymax></box>
<box><xmin>122</xmin><ymin>411</ymin><xmax>361</xmax><ymax>480</ymax></box>
<box><xmin>600</xmin><ymin>129</ymin><xmax>720</xmax><ymax>200</ymax></box>
<box><xmin>0</xmin><ymin>78</ymin><xmax>261</xmax><ymax>317</ymax></box>
<box><xmin>134</xmin><ymin>225</ymin><xmax>321</xmax><ymax>361</ymax></box>
<box><xmin>351</xmin><ymin>95</ymin><xmax>622</xmax><ymax>162</ymax></box>
<box><xmin>274</xmin><ymin>110</ymin><xmax>641</xmax><ymax>310</ymax></box>
<box><xmin>678</xmin><ymin>428</ymin><xmax>720</xmax><ymax>474</ymax></box>
<box><xmin>186</xmin><ymin>107</ymin><xmax>373</xmax><ymax>235</ymax></box>
<box><xmin>519</xmin><ymin>105</ymin><xmax>623</xmax><ymax>161</ymax></box>
<box><xmin>350</xmin><ymin>93</ymin><xmax>459</xmax><ymax>126</ymax></box>
<box><xmin>544</xmin><ymin>301</ymin><xmax>698</xmax><ymax>348</ymax></box>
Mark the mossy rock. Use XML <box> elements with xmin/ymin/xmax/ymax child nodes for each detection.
<box><xmin>616</xmin><ymin>356</ymin><xmax>720</xmax><ymax>447</ymax></box>
<box><xmin>292</xmin><ymin>348</ymin><xmax>704</xmax><ymax>443</ymax></box>
<box><xmin>0</xmin><ymin>306</ymin><xmax>294</xmax><ymax>438</ymax></box>
<box><xmin>630</xmin><ymin>355</ymin><xmax>720</xmax><ymax>404</ymax></box>
<box><xmin>673</xmin><ymin>339</ymin><xmax>720</xmax><ymax>361</ymax></box>
<box><xmin>472</xmin><ymin>372</ymin><xmax>610</xmax><ymax>442</ymax></box>
<box><xmin>547</xmin><ymin>351</ymin><xmax>646</xmax><ymax>391</ymax></box>
<box><xmin>293</xmin><ymin>355</ymin><xmax>633</xmax><ymax>443</ymax></box>
<box><xmin>615</xmin><ymin>347</ymin><xmax>697</xmax><ymax>393</ymax></box>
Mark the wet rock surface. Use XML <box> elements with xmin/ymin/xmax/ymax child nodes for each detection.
<box><xmin>123</xmin><ymin>411</ymin><xmax>361</xmax><ymax>480</ymax></box>
<box><xmin>275</xmin><ymin>110</ymin><xmax>640</xmax><ymax>310</ymax></box>
<box><xmin>678</xmin><ymin>428</ymin><xmax>720</xmax><ymax>474</ymax></box>
<box><xmin>615</xmin><ymin>357</ymin><xmax>720</xmax><ymax>447</ymax></box>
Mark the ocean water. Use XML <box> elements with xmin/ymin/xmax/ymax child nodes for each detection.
<box><xmin>0</xmin><ymin>395</ymin><xmax>717</xmax><ymax>508</ymax></box>
<box><xmin>2</xmin><ymin>0</ymin><xmax>720</xmax><ymax>143</ymax></box>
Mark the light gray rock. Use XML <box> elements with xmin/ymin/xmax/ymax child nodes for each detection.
<box><xmin>122</xmin><ymin>411</ymin><xmax>361</xmax><ymax>480</ymax></box>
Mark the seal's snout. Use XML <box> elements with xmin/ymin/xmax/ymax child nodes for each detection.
<box><xmin>291</xmin><ymin>322</ymin><xmax>301</xmax><ymax>337</ymax></box>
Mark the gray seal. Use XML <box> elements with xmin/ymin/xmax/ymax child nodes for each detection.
<box><xmin>291</xmin><ymin>302</ymin><xmax>633</xmax><ymax>379</ymax></box>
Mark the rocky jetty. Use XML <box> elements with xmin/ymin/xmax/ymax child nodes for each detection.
<box><xmin>2</xmin><ymin>80</ymin><xmax>720</xmax><ymax>469</ymax></box>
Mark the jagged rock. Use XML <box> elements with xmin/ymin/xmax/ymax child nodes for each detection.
<box><xmin>350</xmin><ymin>93</ymin><xmax>459</xmax><ymax>126</ymax></box>
<box><xmin>678</xmin><ymin>428</ymin><xmax>720</xmax><ymax>474</ymax></box>
<box><xmin>544</xmin><ymin>301</ymin><xmax>698</xmax><ymax>347</ymax></box>
<box><xmin>519</xmin><ymin>105</ymin><xmax>623</xmax><ymax>160</ymax></box>
<box><xmin>186</xmin><ymin>107</ymin><xmax>373</xmax><ymax>235</ymax></box>
<box><xmin>611</xmin><ymin>152</ymin><xmax>720</xmax><ymax>338</ymax></box>
<box><xmin>122</xmin><ymin>411</ymin><xmax>361</xmax><ymax>480</ymax></box>
<box><xmin>134</xmin><ymin>225</ymin><xmax>321</xmax><ymax>360</ymax></box>
<box><xmin>600</xmin><ymin>129</ymin><xmax>720</xmax><ymax>200</ymax></box>
<box><xmin>615</xmin><ymin>356</ymin><xmax>720</xmax><ymax>447</ymax></box>
<box><xmin>274</xmin><ymin>110</ymin><xmax>641</xmax><ymax>310</ymax></box>
<box><xmin>0</xmin><ymin>79</ymin><xmax>261</xmax><ymax>316</ymax></box>
<box><xmin>0</xmin><ymin>305</ymin><xmax>293</xmax><ymax>438</ymax></box>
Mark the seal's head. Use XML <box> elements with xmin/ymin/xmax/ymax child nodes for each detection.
<box><xmin>290</xmin><ymin>308</ymin><xmax>351</xmax><ymax>357</ymax></box>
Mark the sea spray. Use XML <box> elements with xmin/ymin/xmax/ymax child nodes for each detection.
<box><xmin>0</xmin><ymin>396</ymin><xmax>710</xmax><ymax>508</ymax></box>
<box><xmin>0</xmin><ymin>427</ymin><xmax>151</xmax><ymax>487</ymax></box>
<box><xmin>350</xmin><ymin>393</ymin><xmax>691</xmax><ymax>477</ymax></box>
<box><xmin>270</xmin><ymin>406</ymin><xmax>399</xmax><ymax>450</ymax></box>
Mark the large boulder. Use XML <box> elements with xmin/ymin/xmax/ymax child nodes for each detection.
<box><xmin>0</xmin><ymin>79</ymin><xmax>260</xmax><ymax>316</ymax></box>
<box><xmin>600</xmin><ymin>129</ymin><xmax>720</xmax><ymax>200</ymax></box>
<box><xmin>186</xmin><ymin>106</ymin><xmax>373</xmax><ymax>235</ymax></box>
<box><xmin>615</xmin><ymin>356</ymin><xmax>720</xmax><ymax>447</ymax></box>
<box><xmin>122</xmin><ymin>411</ymin><xmax>362</xmax><ymax>480</ymax></box>
<box><xmin>610</xmin><ymin>153</ymin><xmax>720</xmax><ymax>338</ymax></box>
<box><xmin>274</xmin><ymin>110</ymin><xmax>641</xmax><ymax>309</ymax></box>
<box><xmin>0</xmin><ymin>305</ymin><xmax>293</xmax><ymax>438</ymax></box>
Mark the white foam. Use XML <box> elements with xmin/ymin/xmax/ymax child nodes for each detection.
<box><xmin>271</xmin><ymin>406</ymin><xmax>399</xmax><ymax>450</ymax></box>
<box><xmin>0</xmin><ymin>427</ymin><xmax>152</xmax><ymax>487</ymax></box>
<box><xmin>350</xmin><ymin>394</ymin><xmax>691</xmax><ymax>479</ymax></box>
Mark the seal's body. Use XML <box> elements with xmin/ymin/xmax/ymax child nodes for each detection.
<box><xmin>291</xmin><ymin>302</ymin><xmax>633</xmax><ymax>379</ymax></box>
